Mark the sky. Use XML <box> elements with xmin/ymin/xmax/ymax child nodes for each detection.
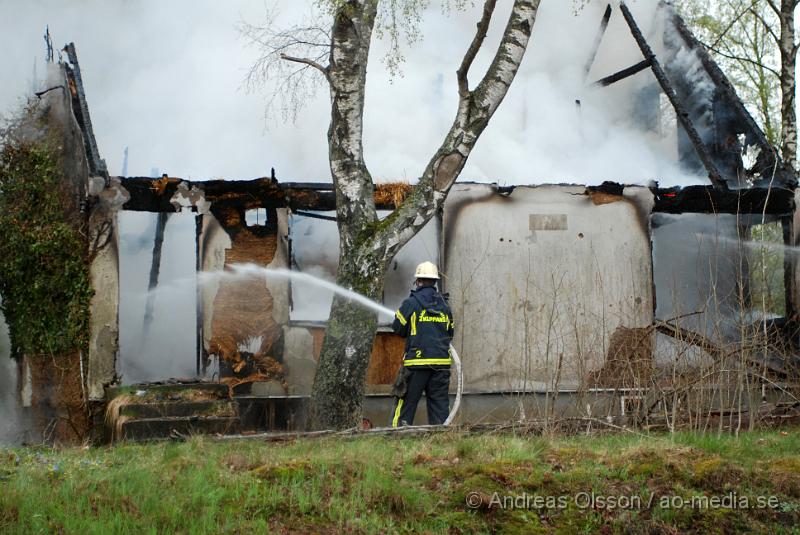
<box><xmin>0</xmin><ymin>0</ymin><xmax>711</xmax><ymax>186</ymax></box>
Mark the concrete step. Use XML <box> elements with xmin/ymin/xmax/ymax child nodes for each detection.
<box><xmin>120</xmin><ymin>416</ymin><xmax>241</xmax><ymax>441</ymax></box>
<box><xmin>119</xmin><ymin>400</ymin><xmax>238</xmax><ymax>419</ymax></box>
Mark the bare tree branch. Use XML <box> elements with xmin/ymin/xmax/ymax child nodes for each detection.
<box><xmin>764</xmin><ymin>0</ymin><xmax>781</xmax><ymax>16</ymax></box>
<box><xmin>747</xmin><ymin>6</ymin><xmax>780</xmax><ymax>44</ymax></box>
<box><xmin>456</xmin><ymin>0</ymin><xmax>498</xmax><ymax>98</ymax></box>
<box><xmin>239</xmin><ymin>8</ymin><xmax>332</xmax><ymax>122</ymax></box>
<box><xmin>280</xmin><ymin>53</ymin><xmax>329</xmax><ymax>79</ymax></box>
<box><xmin>376</xmin><ymin>0</ymin><xmax>541</xmax><ymax>260</ymax></box>
<box><xmin>708</xmin><ymin>0</ymin><xmax>761</xmax><ymax>50</ymax></box>
<box><xmin>706</xmin><ymin>43</ymin><xmax>782</xmax><ymax>77</ymax></box>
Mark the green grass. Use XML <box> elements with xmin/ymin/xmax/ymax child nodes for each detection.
<box><xmin>1</xmin><ymin>428</ymin><xmax>800</xmax><ymax>534</ymax></box>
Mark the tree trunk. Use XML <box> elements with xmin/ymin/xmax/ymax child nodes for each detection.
<box><xmin>309</xmin><ymin>0</ymin><xmax>540</xmax><ymax>430</ymax></box>
<box><xmin>309</xmin><ymin>0</ymin><xmax>380</xmax><ymax>430</ymax></box>
<box><xmin>779</xmin><ymin>0</ymin><xmax>798</xmax><ymax>172</ymax></box>
<box><xmin>310</xmin><ymin>262</ymin><xmax>384</xmax><ymax>430</ymax></box>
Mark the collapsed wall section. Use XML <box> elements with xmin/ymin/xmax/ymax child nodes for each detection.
<box><xmin>204</xmin><ymin>206</ymin><xmax>286</xmax><ymax>393</ymax></box>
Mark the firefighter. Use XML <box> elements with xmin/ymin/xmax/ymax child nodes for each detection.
<box><xmin>390</xmin><ymin>261</ymin><xmax>454</xmax><ymax>426</ymax></box>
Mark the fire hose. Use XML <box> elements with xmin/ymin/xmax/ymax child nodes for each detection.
<box><xmin>443</xmin><ymin>343</ymin><xmax>462</xmax><ymax>426</ymax></box>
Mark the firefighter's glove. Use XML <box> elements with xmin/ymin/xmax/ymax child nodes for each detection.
<box><xmin>391</xmin><ymin>366</ymin><xmax>411</xmax><ymax>398</ymax></box>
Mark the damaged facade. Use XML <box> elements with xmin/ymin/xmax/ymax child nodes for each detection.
<box><xmin>5</xmin><ymin>2</ymin><xmax>800</xmax><ymax>441</ymax></box>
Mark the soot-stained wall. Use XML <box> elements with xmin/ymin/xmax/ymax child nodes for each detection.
<box><xmin>442</xmin><ymin>184</ymin><xmax>656</xmax><ymax>392</ymax></box>
<box><xmin>90</xmin><ymin>179</ymin><xmax>797</xmax><ymax>402</ymax></box>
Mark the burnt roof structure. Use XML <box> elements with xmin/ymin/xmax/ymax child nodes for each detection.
<box><xmin>662</xmin><ymin>4</ymin><xmax>793</xmax><ymax>189</ymax></box>
<box><xmin>588</xmin><ymin>2</ymin><xmax>797</xmax><ymax>191</ymax></box>
<box><xmin>52</xmin><ymin>2</ymin><xmax>794</xmax><ymax>207</ymax></box>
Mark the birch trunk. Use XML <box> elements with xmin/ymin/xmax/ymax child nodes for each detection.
<box><xmin>778</xmin><ymin>0</ymin><xmax>798</xmax><ymax>172</ymax></box>
<box><xmin>310</xmin><ymin>0</ymin><xmax>540</xmax><ymax>430</ymax></box>
<box><xmin>309</xmin><ymin>0</ymin><xmax>382</xmax><ymax>430</ymax></box>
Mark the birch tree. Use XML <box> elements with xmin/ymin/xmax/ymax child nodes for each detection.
<box><xmin>774</xmin><ymin>0</ymin><xmax>798</xmax><ymax>172</ymax></box>
<box><xmin>680</xmin><ymin>0</ymin><xmax>798</xmax><ymax>171</ymax></box>
<box><xmin>244</xmin><ymin>0</ymin><xmax>541</xmax><ymax>429</ymax></box>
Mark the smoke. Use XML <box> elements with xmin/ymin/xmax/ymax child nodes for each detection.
<box><xmin>287</xmin><ymin>211</ymin><xmax>439</xmax><ymax>322</ymax></box>
<box><xmin>355</xmin><ymin>0</ymin><xmax>712</xmax><ymax>186</ymax></box>
<box><xmin>0</xmin><ymin>0</ymin><xmax>715</xmax><ymax>187</ymax></box>
<box><xmin>118</xmin><ymin>211</ymin><xmax>198</xmax><ymax>384</ymax></box>
<box><xmin>0</xmin><ymin>304</ymin><xmax>22</xmax><ymax>444</ymax></box>
<box><xmin>0</xmin><ymin>0</ymin><xmax>728</xmax><ymax>381</ymax></box>
<box><xmin>652</xmin><ymin>213</ymin><xmax>750</xmax><ymax>341</ymax></box>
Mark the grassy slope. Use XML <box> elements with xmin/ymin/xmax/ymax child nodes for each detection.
<box><xmin>1</xmin><ymin>429</ymin><xmax>799</xmax><ymax>534</ymax></box>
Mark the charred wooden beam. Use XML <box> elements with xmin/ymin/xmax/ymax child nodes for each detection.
<box><xmin>619</xmin><ymin>2</ymin><xmax>727</xmax><ymax>190</ymax></box>
<box><xmin>652</xmin><ymin>185</ymin><xmax>794</xmax><ymax>215</ymax></box>
<box><xmin>143</xmin><ymin>212</ymin><xmax>170</xmax><ymax>331</ymax></box>
<box><xmin>583</xmin><ymin>4</ymin><xmax>613</xmax><ymax>80</ymax></box>
<box><xmin>119</xmin><ymin>177</ymin><xmax>400</xmax><ymax>213</ymax></box>
<box><xmin>34</xmin><ymin>85</ymin><xmax>65</xmax><ymax>98</ymax></box>
<box><xmin>593</xmin><ymin>59</ymin><xmax>651</xmax><ymax>87</ymax></box>
<box><xmin>293</xmin><ymin>210</ymin><xmax>338</xmax><ymax>221</ymax></box>
<box><xmin>121</xmin><ymin>177</ymin><xmax>180</xmax><ymax>212</ymax></box>
<box><xmin>665</xmin><ymin>4</ymin><xmax>795</xmax><ymax>189</ymax></box>
<box><xmin>584</xmin><ymin>182</ymin><xmax>792</xmax><ymax>215</ymax></box>
<box><xmin>196</xmin><ymin>214</ymin><xmax>204</xmax><ymax>377</ymax></box>
<box><xmin>63</xmin><ymin>43</ymin><xmax>107</xmax><ymax>179</ymax></box>
<box><xmin>586</xmin><ymin>181</ymin><xmax>624</xmax><ymax>197</ymax></box>
<box><xmin>654</xmin><ymin>321</ymin><xmax>722</xmax><ymax>358</ymax></box>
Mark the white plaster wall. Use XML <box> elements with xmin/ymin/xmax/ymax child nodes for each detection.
<box><xmin>442</xmin><ymin>184</ymin><xmax>655</xmax><ymax>392</ymax></box>
<box><xmin>280</xmin><ymin>326</ymin><xmax>317</xmax><ymax>396</ymax></box>
<box><xmin>87</xmin><ymin>212</ymin><xmax>120</xmax><ymax>399</ymax></box>
<box><xmin>266</xmin><ymin>209</ymin><xmax>291</xmax><ymax>323</ymax></box>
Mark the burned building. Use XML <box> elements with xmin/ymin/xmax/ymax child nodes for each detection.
<box><xmin>3</xmin><ymin>2</ymin><xmax>800</xmax><ymax>442</ymax></box>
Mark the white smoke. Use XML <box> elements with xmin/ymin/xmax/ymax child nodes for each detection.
<box><xmin>118</xmin><ymin>211</ymin><xmax>198</xmax><ymax>384</ymax></box>
<box><xmin>0</xmin><ymin>304</ymin><xmax>21</xmax><ymax>444</ymax></box>
<box><xmin>1</xmin><ymin>0</ymin><xmax>714</xmax><ymax>187</ymax></box>
<box><xmin>361</xmin><ymin>0</ymin><xmax>709</xmax><ymax>186</ymax></box>
<box><xmin>288</xmin><ymin>210</ymin><xmax>439</xmax><ymax>322</ymax></box>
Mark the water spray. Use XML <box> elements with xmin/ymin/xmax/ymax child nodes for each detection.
<box><xmin>204</xmin><ymin>263</ymin><xmax>463</xmax><ymax>426</ymax></box>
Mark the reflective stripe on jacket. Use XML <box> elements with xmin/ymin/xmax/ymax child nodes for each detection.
<box><xmin>392</xmin><ymin>285</ymin><xmax>454</xmax><ymax>368</ymax></box>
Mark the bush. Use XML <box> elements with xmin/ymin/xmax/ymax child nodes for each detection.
<box><xmin>0</xmin><ymin>130</ymin><xmax>92</xmax><ymax>358</ymax></box>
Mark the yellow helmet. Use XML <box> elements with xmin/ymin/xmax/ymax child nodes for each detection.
<box><xmin>414</xmin><ymin>261</ymin><xmax>440</xmax><ymax>280</ymax></box>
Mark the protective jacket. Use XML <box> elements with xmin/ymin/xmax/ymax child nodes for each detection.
<box><xmin>392</xmin><ymin>285</ymin><xmax>454</xmax><ymax>368</ymax></box>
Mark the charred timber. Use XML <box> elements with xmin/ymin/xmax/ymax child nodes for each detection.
<box><xmin>143</xmin><ymin>212</ymin><xmax>169</xmax><ymax>330</ymax></box>
<box><xmin>666</xmin><ymin>6</ymin><xmax>796</xmax><ymax>189</ymax></box>
<box><xmin>620</xmin><ymin>3</ymin><xmax>727</xmax><ymax>190</ymax></box>
<box><xmin>63</xmin><ymin>43</ymin><xmax>107</xmax><ymax>179</ymax></box>
<box><xmin>593</xmin><ymin>59</ymin><xmax>652</xmax><ymax>87</ymax></box>
<box><xmin>120</xmin><ymin>177</ymin><xmax>402</xmax><ymax>212</ymax></box>
<box><xmin>583</xmin><ymin>4</ymin><xmax>613</xmax><ymax>80</ymax></box>
<box><xmin>655</xmin><ymin>320</ymin><xmax>799</xmax><ymax>377</ymax></box>
<box><xmin>292</xmin><ymin>210</ymin><xmax>338</xmax><ymax>221</ymax></box>
<box><xmin>652</xmin><ymin>185</ymin><xmax>794</xmax><ymax>215</ymax></box>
